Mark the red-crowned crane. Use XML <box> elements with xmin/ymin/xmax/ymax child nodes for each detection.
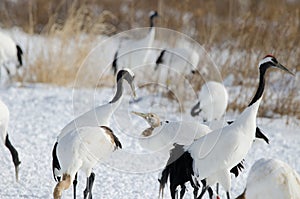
<box><xmin>112</xmin><ymin>11</ymin><xmax>158</xmax><ymax>74</ymax></box>
<box><xmin>186</xmin><ymin>55</ymin><xmax>293</xmax><ymax>199</ymax></box>
<box><xmin>0</xmin><ymin>99</ymin><xmax>21</xmax><ymax>181</ymax></box>
<box><xmin>52</xmin><ymin>68</ymin><xmax>135</xmax><ymax>199</ymax></box>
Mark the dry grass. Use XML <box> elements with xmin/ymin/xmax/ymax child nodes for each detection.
<box><xmin>1</xmin><ymin>0</ymin><xmax>299</xmax><ymax>117</ymax></box>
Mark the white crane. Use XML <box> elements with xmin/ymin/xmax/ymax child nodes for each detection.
<box><xmin>53</xmin><ymin>125</ymin><xmax>122</xmax><ymax>199</ymax></box>
<box><xmin>190</xmin><ymin>80</ymin><xmax>228</xmax><ymax>122</ymax></box>
<box><xmin>0</xmin><ymin>31</ymin><xmax>23</xmax><ymax>77</ymax></box>
<box><xmin>185</xmin><ymin>55</ymin><xmax>294</xmax><ymax>199</ymax></box>
<box><xmin>0</xmin><ymin>99</ymin><xmax>21</xmax><ymax>181</ymax></box>
<box><xmin>236</xmin><ymin>158</ymin><xmax>300</xmax><ymax>199</ymax></box>
<box><xmin>52</xmin><ymin>68</ymin><xmax>135</xmax><ymax>198</ymax></box>
<box><xmin>112</xmin><ymin>11</ymin><xmax>158</xmax><ymax>74</ymax></box>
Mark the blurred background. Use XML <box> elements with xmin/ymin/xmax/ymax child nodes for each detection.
<box><xmin>0</xmin><ymin>0</ymin><xmax>299</xmax><ymax>118</ymax></box>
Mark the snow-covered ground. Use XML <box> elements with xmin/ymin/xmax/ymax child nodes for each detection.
<box><xmin>0</xmin><ymin>83</ymin><xmax>299</xmax><ymax>199</ymax></box>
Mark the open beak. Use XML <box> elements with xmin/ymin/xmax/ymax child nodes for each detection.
<box><xmin>132</xmin><ymin>111</ymin><xmax>147</xmax><ymax>120</ymax></box>
<box><xmin>276</xmin><ymin>63</ymin><xmax>294</xmax><ymax>76</ymax></box>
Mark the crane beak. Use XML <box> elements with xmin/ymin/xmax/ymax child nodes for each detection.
<box><xmin>131</xmin><ymin>111</ymin><xmax>147</xmax><ymax>120</ymax></box>
<box><xmin>130</xmin><ymin>83</ymin><xmax>137</xmax><ymax>98</ymax></box>
<box><xmin>275</xmin><ymin>63</ymin><xmax>294</xmax><ymax>76</ymax></box>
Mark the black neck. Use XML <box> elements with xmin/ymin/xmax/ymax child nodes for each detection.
<box><xmin>150</xmin><ymin>16</ymin><xmax>155</xmax><ymax>28</ymax></box>
<box><xmin>248</xmin><ymin>65</ymin><xmax>267</xmax><ymax>107</ymax></box>
<box><xmin>110</xmin><ymin>78</ymin><xmax>123</xmax><ymax>103</ymax></box>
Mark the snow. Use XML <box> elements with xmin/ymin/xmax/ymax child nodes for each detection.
<box><xmin>0</xmin><ymin>83</ymin><xmax>299</xmax><ymax>199</ymax></box>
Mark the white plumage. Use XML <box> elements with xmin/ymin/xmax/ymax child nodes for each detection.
<box><xmin>0</xmin><ymin>31</ymin><xmax>23</xmax><ymax>76</ymax></box>
<box><xmin>191</xmin><ymin>81</ymin><xmax>228</xmax><ymax>122</ymax></box>
<box><xmin>132</xmin><ymin>111</ymin><xmax>211</xmax><ymax>152</ymax></box>
<box><xmin>238</xmin><ymin>158</ymin><xmax>300</xmax><ymax>199</ymax></box>
<box><xmin>53</xmin><ymin>126</ymin><xmax>122</xmax><ymax>199</ymax></box>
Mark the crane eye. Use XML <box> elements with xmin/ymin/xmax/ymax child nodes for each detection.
<box><xmin>271</xmin><ymin>58</ymin><xmax>278</xmax><ymax>64</ymax></box>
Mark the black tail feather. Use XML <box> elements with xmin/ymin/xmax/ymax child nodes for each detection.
<box><xmin>255</xmin><ymin>127</ymin><xmax>269</xmax><ymax>144</ymax></box>
<box><xmin>158</xmin><ymin>145</ymin><xmax>196</xmax><ymax>199</ymax></box>
<box><xmin>52</xmin><ymin>142</ymin><xmax>61</xmax><ymax>181</ymax></box>
<box><xmin>16</xmin><ymin>45</ymin><xmax>23</xmax><ymax>67</ymax></box>
<box><xmin>155</xmin><ymin>49</ymin><xmax>166</xmax><ymax>70</ymax></box>
<box><xmin>230</xmin><ymin>159</ymin><xmax>245</xmax><ymax>177</ymax></box>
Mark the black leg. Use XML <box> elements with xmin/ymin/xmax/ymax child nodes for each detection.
<box><xmin>5</xmin><ymin>134</ymin><xmax>21</xmax><ymax>181</ymax></box>
<box><xmin>197</xmin><ymin>186</ymin><xmax>208</xmax><ymax>199</ymax></box>
<box><xmin>83</xmin><ymin>176</ymin><xmax>90</xmax><ymax>199</ymax></box>
<box><xmin>207</xmin><ymin>187</ymin><xmax>213</xmax><ymax>199</ymax></box>
<box><xmin>179</xmin><ymin>184</ymin><xmax>186</xmax><ymax>199</ymax></box>
<box><xmin>226</xmin><ymin>191</ymin><xmax>230</xmax><ymax>199</ymax></box>
<box><xmin>73</xmin><ymin>173</ymin><xmax>78</xmax><ymax>199</ymax></box>
<box><xmin>190</xmin><ymin>180</ymin><xmax>199</xmax><ymax>199</ymax></box>
<box><xmin>170</xmin><ymin>184</ymin><xmax>177</xmax><ymax>199</ymax></box>
<box><xmin>88</xmin><ymin>172</ymin><xmax>95</xmax><ymax>199</ymax></box>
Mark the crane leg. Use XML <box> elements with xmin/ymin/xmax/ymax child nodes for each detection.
<box><xmin>73</xmin><ymin>173</ymin><xmax>78</xmax><ymax>199</ymax></box>
<box><xmin>179</xmin><ymin>184</ymin><xmax>186</xmax><ymax>199</ymax></box>
<box><xmin>5</xmin><ymin>134</ymin><xmax>21</xmax><ymax>181</ymax></box>
<box><xmin>226</xmin><ymin>191</ymin><xmax>230</xmax><ymax>199</ymax></box>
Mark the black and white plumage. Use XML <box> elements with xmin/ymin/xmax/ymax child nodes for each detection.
<box><xmin>52</xmin><ymin>68</ymin><xmax>135</xmax><ymax>198</ymax></box>
<box><xmin>237</xmin><ymin>158</ymin><xmax>300</xmax><ymax>199</ymax></box>
<box><xmin>53</xmin><ymin>126</ymin><xmax>122</xmax><ymax>199</ymax></box>
<box><xmin>112</xmin><ymin>11</ymin><xmax>158</xmax><ymax>73</ymax></box>
<box><xmin>0</xmin><ymin>31</ymin><xmax>23</xmax><ymax>76</ymax></box>
<box><xmin>0</xmin><ymin>99</ymin><xmax>21</xmax><ymax>181</ymax></box>
<box><xmin>160</xmin><ymin>55</ymin><xmax>293</xmax><ymax>199</ymax></box>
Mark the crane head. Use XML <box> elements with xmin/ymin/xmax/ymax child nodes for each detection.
<box><xmin>132</xmin><ymin>111</ymin><xmax>161</xmax><ymax>128</ymax></box>
<box><xmin>259</xmin><ymin>55</ymin><xmax>294</xmax><ymax>75</ymax></box>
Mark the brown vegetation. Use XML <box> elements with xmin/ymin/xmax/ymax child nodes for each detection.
<box><xmin>0</xmin><ymin>0</ymin><xmax>299</xmax><ymax>117</ymax></box>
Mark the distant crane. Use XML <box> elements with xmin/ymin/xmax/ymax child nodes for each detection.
<box><xmin>0</xmin><ymin>31</ymin><xmax>23</xmax><ymax>77</ymax></box>
<box><xmin>52</xmin><ymin>68</ymin><xmax>135</xmax><ymax>198</ymax></box>
<box><xmin>236</xmin><ymin>158</ymin><xmax>300</xmax><ymax>199</ymax></box>
<box><xmin>0</xmin><ymin>99</ymin><xmax>21</xmax><ymax>181</ymax></box>
<box><xmin>53</xmin><ymin>126</ymin><xmax>122</xmax><ymax>199</ymax></box>
<box><xmin>112</xmin><ymin>11</ymin><xmax>158</xmax><ymax>74</ymax></box>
